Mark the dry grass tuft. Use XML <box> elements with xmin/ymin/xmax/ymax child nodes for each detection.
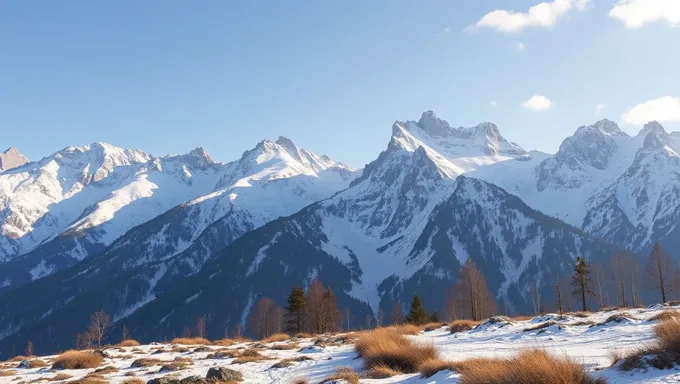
<box><xmin>421</xmin><ymin>322</ymin><xmax>447</xmax><ymax>332</ymax></box>
<box><xmin>449</xmin><ymin>320</ymin><xmax>481</xmax><ymax>333</ymax></box>
<box><xmin>321</xmin><ymin>367</ymin><xmax>360</xmax><ymax>384</ymax></box>
<box><xmin>457</xmin><ymin>349</ymin><xmax>606</xmax><ymax>384</ymax></box>
<box><xmin>122</xmin><ymin>380</ymin><xmax>145</xmax><ymax>384</ymax></box>
<box><xmin>17</xmin><ymin>359</ymin><xmax>48</xmax><ymax>369</ymax></box>
<box><xmin>65</xmin><ymin>375</ymin><xmax>109</xmax><ymax>384</ymax></box>
<box><xmin>656</xmin><ymin>318</ymin><xmax>680</xmax><ymax>354</ymax></box>
<box><xmin>567</xmin><ymin>312</ymin><xmax>591</xmax><ymax>318</ymax></box>
<box><xmin>291</xmin><ymin>379</ymin><xmax>309</xmax><ymax>384</ymax></box>
<box><xmin>511</xmin><ymin>315</ymin><xmax>535</xmax><ymax>321</ymax></box>
<box><xmin>419</xmin><ymin>358</ymin><xmax>462</xmax><ymax>378</ymax></box>
<box><xmin>232</xmin><ymin>349</ymin><xmax>271</xmax><ymax>364</ymax></box>
<box><xmin>270</xmin><ymin>356</ymin><xmax>313</xmax><ymax>369</ymax></box>
<box><xmin>0</xmin><ymin>370</ymin><xmax>16</xmax><ymax>376</ymax></box>
<box><xmin>524</xmin><ymin>321</ymin><xmax>559</xmax><ymax>332</ymax></box>
<box><xmin>355</xmin><ymin>327</ymin><xmax>438</xmax><ymax>373</ymax></box>
<box><xmin>270</xmin><ymin>342</ymin><xmax>300</xmax><ymax>351</ymax></box>
<box><xmin>261</xmin><ymin>333</ymin><xmax>291</xmax><ymax>343</ymax></box>
<box><xmin>620</xmin><ymin>318</ymin><xmax>680</xmax><ymax>370</ymax></box>
<box><xmin>45</xmin><ymin>373</ymin><xmax>75</xmax><ymax>381</ymax></box>
<box><xmin>118</xmin><ymin>339</ymin><xmax>141</xmax><ymax>347</ymax></box>
<box><xmin>51</xmin><ymin>351</ymin><xmax>104</xmax><ymax>370</ymax></box>
<box><xmin>130</xmin><ymin>358</ymin><xmax>165</xmax><ymax>368</ymax></box>
<box><xmin>650</xmin><ymin>310</ymin><xmax>680</xmax><ymax>322</ymax></box>
<box><xmin>364</xmin><ymin>364</ymin><xmax>403</xmax><ymax>378</ymax></box>
<box><xmin>94</xmin><ymin>366</ymin><xmax>118</xmax><ymax>374</ymax></box>
<box><xmin>294</xmin><ymin>332</ymin><xmax>314</xmax><ymax>339</ymax></box>
<box><xmin>211</xmin><ymin>339</ymin><xmax>236</xmax><ymax>346</ymax></box>
<box><xmin>170</xmin><ymin>337</ymin><xmax>210</xmax><ymax>345</ymax></box>
<box><xmin>598</xmin><ymin>313</ymin><xmax>635</xmax><ymax>325</ymax></box>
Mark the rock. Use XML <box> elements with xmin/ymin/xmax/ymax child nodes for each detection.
<box><xmin>179</xmin><ymin>376</ymin><xmax>207</xmax><ymax>384</ymax></box>
<box><xmin>147</xmin><ymin>378</ymin><xmax>179</xmax><ymax>384</ymax></box>
<box><xmin>206</xmin><ymin>367</ymin><xmax>243</xmax><ymax>382</ymax></box>
<box><xmin>17</xmin><ymin>360</ymin><xmax>30</xmax><ymax>369</ymax></box>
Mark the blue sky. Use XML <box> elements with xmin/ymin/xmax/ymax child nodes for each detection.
<box><xmin>1</xmin><ymin>0</ymin><xmax>679</xmax><ymax>167</ymax></box>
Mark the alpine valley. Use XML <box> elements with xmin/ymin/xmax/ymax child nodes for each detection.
<box><xmin>1</xmin><ymin>111</ymin><xmax>678</xmax><ymax>357</ymax></box>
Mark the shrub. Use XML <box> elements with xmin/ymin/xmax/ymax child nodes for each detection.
<box><xmin>261</xmin><ymin>333</ymin><xmax>290</xmax><ymax>343</ymax></box>
<box><xmin>355</xmin><ymin>327</ymin><xmax>438</xmax><ymax>373</ymax></box>
<box><xmin>118</xmin><ymin>339</ymin><xmax>141</xmax><ymax>347</ymax></box>
<box><xmin>364</xmin><ymin>363</ymin><xmax>403</xmax><ymax>378</ymax></box>
<box><xmin>294</xmin><ymin>332</ymin><xmax>314</xmax><ymax>339</ymax></box>
<box><xmin>449</xmin><ymin>320</ymin><xmax>480</xmax><ymax>333</ymax></box>
<box><xmin>650</xmin><ymin>310</ymin><xmax>680</xmax><ymax>322</ymax></box>
<box><xmin>170</xmin><ymin>337</ymin><xmax>210</xmax><ymax>345</ymax></box>
<box><xmin>421</xmin><ymin>322</ymin><xmax>447</xmax><ymax>332</ymax></box>
<box><xmin>320</xmin><ymin>367</ymin><xmax>359</xmax><ymax>384</ymax></box>
<box><xmin>458</xmin><ymin>349</ymin><xmax>606</xmax><ymax>384</ymax></box>
<box><xmin>51</xmin><ymin>350</ymin><xmax>104</xmax><ymax>370</ymax></box>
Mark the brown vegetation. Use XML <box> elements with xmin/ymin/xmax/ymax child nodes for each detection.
<box><xmin>650</xmin><ymin>310</ymin><xmax>680</xmax><ymax>322</ymax></box>
<box><xmin>456</xmin><ymin>349</ymin><xmax>606</xmax><ymax>384</ymax></box>
<box><xmin>355</xmin><ymin>327</ymin><xmax>438</xmax><ymax>373</ymax></box>
<box><xmin>232</xmin><ymin>349</ymin><xmax>271</xmax><ymax>364</ymax></box>
<box><xmin>320</xmin><ymin>367</ymin><xmax>360</xmax><ymax>384</ymax></box>
<box><xmin>449</xmin><ymin>320</ymin><xmax>480</xmax><ymax>333</ymax></box>
<box><xmin>364</xmin><ymin>363</ymin><xmax>403</xmax><ymax>378</ymax></box>
<box><xmin>93</xmin><ymin>366</ymin><xmax>118</xmax><ymax>374</ymax></box>
<box><xmin>118</xmin><ymin>339</ymin><xmax>141</xmax><ymax>347</ymax></box>
<box><xmin>51</xmin><ymin>351</ymin><xmax>104</xmax><ymax>370</ymax></box>
<box><xmin>122</xmin><ymin>379</ymin><xmax>145</xmax><ymax>384</ymax></box>
<box><xmin>261</xmin><ymin>333</ymin><xmax>290</xmax><ymax>343</ymax></box>
<box><xmin>170</xmin><ymin>337</ymin><xmax>210</xmax><ymax>345</ymax></box>
<box><xmin>0</xmin><ymin>370</ymin><xmax>16</xmax><ymax>376</ymax></box>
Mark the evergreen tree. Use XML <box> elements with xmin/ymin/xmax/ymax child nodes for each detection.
<box><xmin>406</xmin><ymin>295</ymin><xmax>429</xmax><ymax>325</ymax></box>
<box><xmin>284</xmin><ymin>286</ymin><xmax>307</xmax><ymax>334</ymax></box>
<box><xmin>571</xmin><ymin>256</ymin><xmax>594</xmax><ymax>312</ymax></box>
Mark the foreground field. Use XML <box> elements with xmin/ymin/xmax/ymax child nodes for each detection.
<box><xmin>2</xmin><ymin>305</ymin><xmax>680</xmax><ymax>383</ymax></box>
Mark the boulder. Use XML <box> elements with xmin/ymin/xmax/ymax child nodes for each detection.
<box><xmin>206</xmin><ymin>367</ymin><xmax>243</xmax><ymax>382</ymax></box>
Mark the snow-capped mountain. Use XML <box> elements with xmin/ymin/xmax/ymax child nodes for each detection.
<box><xmin>0</xmin><ymin>147</ymin><xmax>28</xmax><ymax>172</ymax></box>
<box><xmin>0</xmin><ymin>137</ymin><xmax>356</xmax><ymax>346</ymax></box>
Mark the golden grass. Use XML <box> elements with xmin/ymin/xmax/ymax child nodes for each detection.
<box><xmin>294</xmin><ymin>332</ymin><xmax>315</xmax><ymax>339</ymax></box>
<box><xmin>355</xmin><ymin>327</ymin><xmax>438</xmax><ymax>373</ymax></box>
<box><xmin>511</xmin><ymin>315</ymin><xmax>535</xmax><ymax>321</ymax></box>
<box><xmin>419</xmin><ymin>358</ymin><xmax>462</xmax><ymax>378</ymax></box>
<box><xmin>118</xmin><ymin>339</ymin><xmax>141</xmax><ymax>347</ymax></box>
<box><xmin>211</xmin><ymin>338</ymin><xmax>236</xmax><ymax>346</ymax></box>
<box><xmin>364</xmin><ymin>363</ymin><xmax>403</xmax><ymax>378</ymax></box>
<box><xmin>321</xmin><ymin>367</ymin><xmax>360</xmax><ymax>384</ymax></box>
<box><xmin>421</xmin><ymin>322</ymin><xmax>447</xmax><ymax>332</ymax></box>
<box><xmin>93</xmin><ymin>366</ymin><xmax>118</xmax><ymax>374</ymax></box>
<box><xmin>270</xmin><ymin>342</ymin><xmax>300</xmax><ymax>350</ymax></box>
<box><xmin>449</xmin><ymin>320</ymin><xmax>481</xmax><ymax>333</ymax></box>
<box><xmin>456</xmin><ymin>349</ymin><xmax>606</xmax><ymax>384</ymax></box>
<box><xmin>45</xmin><ymin>373</ymin><xmax>75</xmax><ymax>381</ymax></box>
<box><xmin>619</xmin><ymin>319</ymin><xmax>680</xmax><ymax>371</ymax></box>
<box><xmin>449</xmin><ymin>349</ymin><xmax>606</xmax><ymax>384</ymax></box>
<box><xmin>170</xmin><ymin>337</ymin><xmax>210</xmax><ymax>345</ymax></box>
<box><xmin>0</xmin><ymin>370</ymin><xmax>16</xmax><ymax>376</ymax></box>
<box><xmin>51</xmin><ymin>351</ymin><xmax>104</xmax><ymax>370</ymax></box>
<box><xmin>122</xmin><ymin>380</ymin><xmax>145</xmax><ymax>384</ymax></box>
<box><xmin>650</xmin><ymin>310</ymin><xmax>680</xmax><ymax>322</ymax></box>
<box><xmin>261</xmin><ymin>333</ymin><xmax>291</xmax><ymax>343</ymax></box>
<box><xmin>232</xmin><ymin>349</ymin><xmax>272</xmax><ymax>364</ymax></box>
<box><xmin>65</xmin><ymin>375</ymin><xmax>109</xmax><ymax>384</ymax></box>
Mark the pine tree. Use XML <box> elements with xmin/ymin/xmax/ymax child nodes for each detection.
<box><xmin>406</xmin><ymin>295</ymin><xmax>429</xmax><ymax>325</ymax></box>
<box><xmin>571</xmin><ymin>256</ymin><xmax>594</xmax><ymax>312</ymax></box>
<box><xmin>284</xmin><ymin>286</ymin><xmax>307</xmax><ymax>334</ymax></box>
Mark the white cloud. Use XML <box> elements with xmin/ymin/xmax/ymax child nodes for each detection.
<box><xmin>490</xmin><ymin>101</ymin><xmax>498</xmax><ymax>107</ymax></box>
<box><xmin>596</xmin><ymin>104</ymin><xmax>606</xmax><ymax>114</ymax></box>
<box><xmin>609</xmin><ymin>0</ymin><xmax>680</xmax><ymax>28</ymax></box>
<box><xmin>523</xmin><ymin>95</ymin><xmax>553</xmax><ymax>111</ymax></box>
<box><xmin>443</xmin><ymin>26</ymin><xmax>452</xmax><ymax>33</ymax></box>
<box><xmin>622</xmin><ymin>96</ymin><xmax>680</xmax><ymax>124</ymax></box>
<box><xmin>516</xmin><ymin>42</ymin><xmax>526</xmax><ymax>50</ymax></box>
<box><xmin>471</xmin><ymin>0</ymin><xmax>592</xmax><ymax>33</ymax></box>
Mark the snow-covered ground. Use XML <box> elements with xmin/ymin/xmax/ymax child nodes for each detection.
<box><xmin>2</xmin><ymin>306</ymin><xmax>680</xmax><ymax>383</ymax></box>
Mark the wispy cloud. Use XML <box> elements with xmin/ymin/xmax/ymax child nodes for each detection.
<box><xmin>622</xmin><ymin>96</ymin><xmax>680</xmax><ymax>124</ymax></box>
<box><xmin>609</xmin><ymin>0</ymin><xmax>680</xmax><ymax>29</ymax></box>
<box><xmin>470</xmin><ymin>0</ymin><xmax>592</xmax><ymax>33</ymax></box>
<box><xmin>523</xmin><ymin>95</ymin><xmax>553</xmax><ymax>111</ymax></box>
<box><xmin>443</xmin><ymin>26</ymin><xmax>452</xmax><ymax>33</ymax></box>
<box><xmin>596</xmin><ymin>104</ymin><xmax>606</xmax><ymax>114</ymax></box>
<box><xmin>491</xmin><ymin>101</ymin><xmax>498</xmax><ymax>107</ymax></box>
<box><xmin>516</xmin><ymin>42</ymin><xmax>526</xmax><ymax>50</ymax></box>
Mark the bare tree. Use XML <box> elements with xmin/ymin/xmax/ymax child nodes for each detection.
<box><xmin>591</xmin><ymin>262</ymin><xmax>609</xmax><ymax>309</ymax></box>
<box><xmin>248</xmin><ymin>297</ymin><xmax>278</xmax><ymax>339</ymax></box>
<box><xmin>121</xmin><ymin>325</ymin><xmax>130</xmax><ymax>342</ymax></box>
<box><xmin>455</xmin><ymin>259</ymin><xmax>497</xmax><ymax>321</ymax></box>
<box><xmin>377</xmin><ymin>308</ymin><xmax>385</xmax><ymax>327</ymax></box>
<box><xmin>306</xmin><ymin>280</ymin><xmax>326</xmax><ymax>334</ymax></box>
<box><xmin>344</xmin><ymin>308</ymin><xmax>352</xmax><ymax>331</ymax></box>
<box><xmin>555</xmin><ymin>284</ymin><xmax>564</xmax><ymax>316</ymax></box>
<box><xmin>530</xmin><ymin>282</ymin><xmax>541</xmax><ymax>315</ymax></box>
<box><xmin>25</xmin><ymin>341</ymin><xmax>33</xmax><ymax>357</ymax></box>
<box><xmin>610</xmin><ymin>253</ymin><xmax>630</xmax><ymax>307</ymax></box>
<box><xmin>389</xmin><ymin>303</ymin><xmax>403</xmax><ymax>325</ymax></box>
<box><xmin>630</xmin><ymin>259</ymin><xmax>643</xmax><ymax>307</ymax></box>
<box><xmin>444</xmin><ymin>285</ymin><xmax>457</xmax><ymax>321</ymax></box>
<box><xmin>321</xmin><ymin>288</ymin><xmax>340</xmax><ymax>332</ymax></box>
<box><xmin>646</xmin><ymin>243</ymin><xmax>676</xmax><ymax>304</ymax></box>
<box><xmin>195</xmin><ymin>316</ymin><xmax>206</xmax><ymax>339</ymax></box>
<box><xmin>89</xmin><ymin>311</ymin><xmax>112</xmax><ymax>348</ymax></box>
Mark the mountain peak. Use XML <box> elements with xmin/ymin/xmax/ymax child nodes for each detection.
<box><xmin>275</xmin><ymin>136</ymin><xmax>299</xmax><ymax>154</ymax></box>
<box><xmin>575</xmin><ymin>119</ymin><xmax>626</xmax><ymax>137</ymax></box>
<box><xmin>638</xmin><ymin>121</ymin><xmax>667</xmax><ymax>137</ymax></box>
<box><xmin>0</xmin><ymin>147</ymin><xmax>29</xmax><ymax>171</ymax></box>
<box><xmin>417</xmin><ymin>110</ymin><xmax>452</xmax><ymax>136</ymax></box>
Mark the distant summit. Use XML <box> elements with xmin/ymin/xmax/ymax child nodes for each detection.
<box><xmin>0</xmin><ymin>147</ymin><xmax>28</xmax><ymax>171</ymax></box>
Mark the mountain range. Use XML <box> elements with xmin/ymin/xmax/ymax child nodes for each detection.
<box><xmin>0</xmin><ymin>111</ymin><xmax>678</xmax><ymax>357</ymax></box>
